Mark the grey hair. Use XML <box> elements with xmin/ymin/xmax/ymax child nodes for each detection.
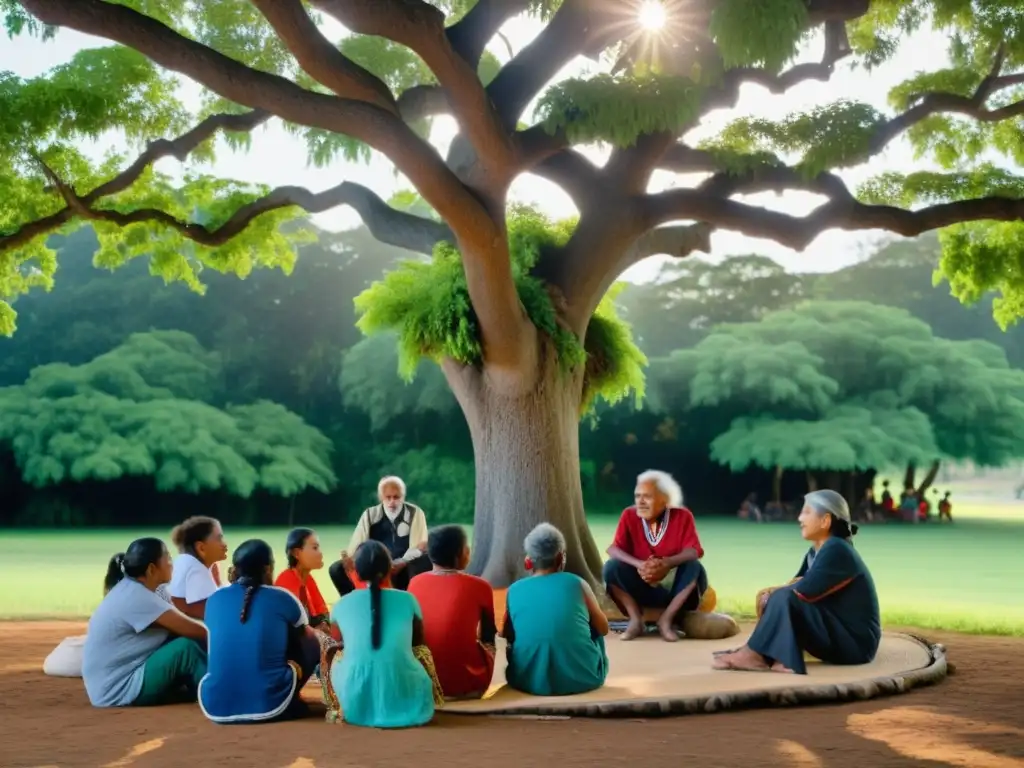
<box><xmin>377</xmin><ymin>475</ymin><xmax>406</xmax><ymax>499</ymax></box>
<box><xmin>523</xmin><ymin>523</ymin><xmax>566</xmax><ymax>571</ymax></box>
<box><xmin>804</xmin><ymin>489</ymin><xmax>851</xmax><ymax>523</ymax></box>
<box><xmin>636</xmin><ymin>469</ymin><xmax>683</xmax><ymax>508</ymax></box>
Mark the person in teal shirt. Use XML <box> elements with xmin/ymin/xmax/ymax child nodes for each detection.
<box><xmin>328</xmin><ymin>540</ymin><xmax>437</xmax><ymax>728</ymax></box>
<box><xmin>501</xmin><ymin>523</ymin><xmax>610</xmax><ymax>696</ymax></box>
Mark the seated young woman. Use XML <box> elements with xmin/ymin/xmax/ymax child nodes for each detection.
<box><xmin>45</xmin><ymin>565</ymin><xmax>172</xmax><ymax>678</ymax></box>
<box><xmin>323</xmin><ymin>540</ymin><xmax>443</xmax><ymax>728</ymax></box>
<box><xmin>603</xmin><ymin>470</ymin><xmax>710</xmax><ymax>641</ymax></box>
<box><xmin>274</xmin><ymin>527</ymin><xmax>334</xmax><ymax>635</ymax></box>
<box><xmin>82</xmin><ymin>538</ymin><xmax>208</xmax><ymax>707</ymax></box>
<box><xmin>408</xmin><ymin>524</ymin><xmax>496</xmax><ymax>699</ymax></box>
<box><xmin>502</xmin><ymin>523</ymin><xmax>609</xmax><ymax>697</ymax></box>
<box><xmin>199</xmin><ymin>539</ymin><xmax>321</xmax><ymax>723</ymax></box>
<box><xmin>168</xmin><ymin>516</ymin><xmax>228</xmax><ymax>620</ymax></box>
<box><xmin>712</xmin><ymin>489</ymin><xmax>881</xmax><ymax>674</ymax></box>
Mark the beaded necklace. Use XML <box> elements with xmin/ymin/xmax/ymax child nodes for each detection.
<box><xmin>643</xmin><ymin>509</ymin><xmax>671</xmax><ymax>547</ymax></box>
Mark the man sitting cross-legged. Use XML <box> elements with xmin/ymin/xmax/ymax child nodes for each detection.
<box><xmin>603</xmin><ymin>470</ymin><xmax>711</xmax><ymax>642</ymax></box>
<box><xmin>328</xmin><ymin>476</ymin><xmax>431</xmax><ymax>597</ymax></box>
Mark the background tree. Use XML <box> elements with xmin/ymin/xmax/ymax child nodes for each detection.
<box><xmin>648</xmin><ymin>301</ymin><xmax>1024</xmax><ymax>504</ymax></box>
<box><xmin>0</xmin><ymin>331</ymin><xmax>337</xmax><ymax>511</ymax></box>
<box><xmin>4</xmin><ymin>1</ymin><xmax>1024</xmax><ymax>584</ymax></box>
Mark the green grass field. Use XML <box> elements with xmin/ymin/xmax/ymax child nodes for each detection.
<box><xmin>2</xmin><ymin>502</ymin><xmax>1021</xmax><ymax>635</ymax></box>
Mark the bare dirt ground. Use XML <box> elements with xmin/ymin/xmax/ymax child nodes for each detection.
<box><xmin>2</xmin><ymin>622</ymin><xmax>1022</xmax><ymax>768</ymax></box>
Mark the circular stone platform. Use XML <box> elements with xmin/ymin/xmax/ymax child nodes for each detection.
<box><xmin>444</xmin><ymin>632</ymin><xmax>947</xmax><ymax>718</ymax></box>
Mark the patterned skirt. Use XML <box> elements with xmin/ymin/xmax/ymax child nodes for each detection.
<box><xmin>319</xmin><ymin>640</ymin><xmax>445</xmax><ymax>724</ymax></box>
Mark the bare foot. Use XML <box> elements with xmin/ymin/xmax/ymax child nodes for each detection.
<box><xmin>656</xmin><ymin>618</ymin><xmax>680</xmax><ymax>642</ymax></box>
<box><xmin>711</xmin><ymin>648</ymin><xmax>770</xmax><ymax>671</ymax></box>
<box><xmin>770</xmin><ymin>661</ymin><xmax>795</xmax><ymax>673</ymax></box>
<box><xmin>620</xmin><ymin>620</ymin><xmax>644</xmax><ymax>641</ymax></box>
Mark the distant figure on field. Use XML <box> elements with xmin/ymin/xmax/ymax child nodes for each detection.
<box><xmin>329</xmin><ymin>476</ymin><xmax>430</xmax><ymax>597</ymax></box>
<box><xmin>938</xmin><ymin>491</ymin><xmax>953</xmax><ymax>523</ymax></box>
<box><xmin>737</xmin><ymin>492</ymin><xmax>763</xmax><ymax>522</ymax></box>
<box><xmin>502</xmin><ymin>523</ymin><xmax>609</xmax><ymax>696</ymax></box>
<box><xmin>856</xmin><ymin>487</ymin><xmax>876</xmax><ymax>522</ymax></box>
<box><xmin>899</xmin><ymin>487</ymin><xmax>920</xmax><ymax>523</ymax></box>
<box><xmin>880</xmin><ymin>480</ymin><xmax>894</xmax><ymax>515</ymax></box>
<box><xmin>712</xmin><ymin>490</ymin><xmax>880</xmax><ymax>674</ymax></box>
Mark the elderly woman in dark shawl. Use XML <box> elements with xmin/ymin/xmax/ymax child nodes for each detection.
<box><xmin>712</xmin><ymin>489</ymin><xmax>881</xmax><ymax>674</ymax></box>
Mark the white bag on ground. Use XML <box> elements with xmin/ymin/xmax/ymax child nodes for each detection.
<box><xmin>43</xmin><ymin>635</ymin><xmax>86</xmax><ymax>677</ymax></box>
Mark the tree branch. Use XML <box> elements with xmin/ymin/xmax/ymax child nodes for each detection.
<box><xmin>20</xmin><ymin>0</ymin><xmax>498</xmax><ymax>253</ymax></box>
<box><xmin>643</xmin><ymin>185</ymin><xmax>1024</xmax><ymax>252</ymax></box>
<box><xmin>626</xmin><ymin>223</ymin><xmax>714</xmax><ymax>264</ymax></box>
<box><xmin>486</xmin><ymin>0</ymin><xmax>625</xmax><ymax>128</ymax></box>
<box><xmin>29</xmin><ymin>149</ymin><xmax>452</xmax><ymax>256</ymax></box>
<box><xmin>1</xmin><ymin>109</ymin><xmax>270</xmax><ymax>251</ymax></box>
<box><xmin>250</xmin><ymin>0</ymin><xmax>396</xmax><ymax>111</ymax></box>
<box><xmin>446</xmin><ymin>0</ymin><xmax>531</xmax><ymax>69</ymax></box>
<box><xmin>311</xmin><ymin>0</ymin><xmax>516</xmax><ymax>176</ymax></box>
<box><xmin>731</xmin><ymin>21</ymin><xmax>852</xmax><ymax>94</ymax></box>
<box><xmin>870</xmin><ymin>48</ymin><xmax>1024</xmax><ymax>154</ymax></box>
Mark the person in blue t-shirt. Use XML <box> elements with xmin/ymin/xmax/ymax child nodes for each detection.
<box><xmin>198</xmin><ymin>539</ymin><xmax>321</xmax><ymax>723</ymax></box>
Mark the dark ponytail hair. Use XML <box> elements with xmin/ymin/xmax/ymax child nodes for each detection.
<box><xmin>232</xmin><ymin>539</ymin><xmax>274</xmax><ymax>624</ymax></box>
<box><xmin>104</xmin><ymin>538</ymin><xmax>167</xmax><ymax>592</ymax></box>
<box><xmin>285</xmin><ymin>527</ymin><xmax>316</xmax><ymax>568</ymax></box>
<box><xmin>171</xmin><ymin>516</ymin><xmax>219</xmax><ymax>557</ymax></box>
<box><xmin>354</xmin><ymin>541</ymin><xmax>392</xmax><ymax>650</ymax></box>
<box><xmin>830</xmin><ymin>516</ymin><xmax>858</xmax><ymax>544</ymax></box>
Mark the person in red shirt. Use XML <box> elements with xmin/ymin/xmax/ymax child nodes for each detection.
<box><xmin>603</xmin><ymin>470</ymin><xmax>709</xmax><ymax>642</ymax></box>
<box><xmin>408</xmin><ymin>525</ymin><xmax>496</xmax><ymax>699</ymax></box>
<box><xmin>274</xmin><ymin>528</ymin><xmax>332</xmax><ymax>633</ymax></box>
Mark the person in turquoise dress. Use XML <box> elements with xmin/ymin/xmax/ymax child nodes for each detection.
<box><xmin>328</xmin><ymin>540</ymin><xmax>436</xmax><ymax>728</ymax></box>
<box><xmin>501</xmin><ymin>523</ymin><xmax>610</xmax><ymax>696</ymax></box>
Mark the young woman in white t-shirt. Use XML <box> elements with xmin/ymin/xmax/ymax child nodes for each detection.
<box><xmin>168</xmin><ymin>516</ymin><xmax>228</xmax><ymax>620</ymax></box>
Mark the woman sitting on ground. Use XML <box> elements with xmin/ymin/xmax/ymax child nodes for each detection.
<box><xmin>408</xmin><ymin>524</ymin><xmax>496</xmax><ymax>699</ymax></box>
<box><xmin>168</xmin><ymin>516</ymin><xmax>228</xmax><ymax>620</ymax></box>
<box><xmin>44</xmin><ymin>562</ymin><xmax>174</xmax><ymax>679</ymax></box>
<box><xmin>502</xmin><ymin>523</ymin><xmax>609</xmax><ymax>696</ymax></box>
<box><xmin>82</xmin><ymin>538</ymin><xmax>208</xmax><ymax>707</ymax></box>
<box><xmin>274</xmin><ymin>527</ymin><xmax>333</xmax><ymax>634</ymax></box>
<box><xmin>712</xmin><ymin>489</ymin><xmax>881</xmax><ymax>674</ymax></box>
<box><xmin>199</xmin><ymin>539</ymin><xmax>320</xmax><ymax>723</ymax></box>
<box><xmin>603</xmin><ymin>470</ymin><xmax>711</xmax><ymax>641</ymax></box>
<box><xmin>323</xmin><ymin>540</ymin><xmax>443</xmax><ymax>727</ymax></box>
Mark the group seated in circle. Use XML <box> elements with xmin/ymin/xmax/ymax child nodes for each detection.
<box><xmin>57</xmin><ymin>470</ymin><xmax>881</xmax><ymax>728</ymax></box>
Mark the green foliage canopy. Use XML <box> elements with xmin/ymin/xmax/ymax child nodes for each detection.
<box><xmin>0</xmin><ymin>330</ymin><xmax>337</xmax><ymax>496</ymax></box>
<box><xmin>354</xmin><ymin>207</ymin><xmax>646</xmax><ymax>414</ymax></box>
<box><xmin>649</xmin><ymin>300</ymin><xmax>1024</xmax><ymax>474</ymax></box>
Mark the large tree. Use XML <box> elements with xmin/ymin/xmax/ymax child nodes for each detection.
<box><xmin>3</xmin><ymin>1</ymin><xmax>1024</xmax><ymax>584</ymax></box>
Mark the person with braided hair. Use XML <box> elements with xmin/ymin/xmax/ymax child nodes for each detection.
<box><xmin>323</xmin><ymin>540</ymin><xmax>442</xmax><ymax>728</ymax></box>
<box><xmin>198</xmin><ymin>539</ymin><xmax>320</xmax><ymax>723</ymax></box>
<box><xmin>712</xmin><ymin>490</ymin><xmax>881</xmax><ymax>674</ymax></box>
<box><xmin>82</xmin><ymin>538</ymin><xmax>208</xmax><ymax>707</ymax></box>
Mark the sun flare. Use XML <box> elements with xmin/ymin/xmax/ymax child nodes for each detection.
<box><xmin>637</xmin><ymin>0</ymin><xmax>667</xmax><ymax>30</ymax></box>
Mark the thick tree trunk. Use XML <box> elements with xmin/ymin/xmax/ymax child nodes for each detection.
<box><xmin>915</xmin><ymin>459</ymin><xmax>941</xmax><ymax>496</ymax></box>
<box><xmin>772</xmin><ymin>465</ymin><xmax>783</xmax><ymax>503</ymax></box>
<box><xmin>443</xmin><ymin>343</ymin><xmax>605</xmax><ymax>589</ymax></box>
<box><xmin>903</xmin><ymin>462</ymin><xmax>916</xmax><ymax>491</ymax></box>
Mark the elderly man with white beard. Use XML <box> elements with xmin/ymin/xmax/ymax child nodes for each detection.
<box><xmin>328</xmin><ymin>476</ymin><xmax>430</xmax><ymax>596</ymax></box>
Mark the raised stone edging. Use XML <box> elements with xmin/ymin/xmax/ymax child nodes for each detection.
<box><xmin>445</xmin><ymin>634</ymin><xmax>949</xmax><ymax>719</ymax></box>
